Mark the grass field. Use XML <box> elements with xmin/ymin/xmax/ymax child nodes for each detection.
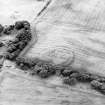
<box><xmin>0</xmin><ymin>0</ymin><xmax>105</xmax><ymax>105</ymax></box>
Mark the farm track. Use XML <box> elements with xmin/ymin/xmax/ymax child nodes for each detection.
<box><xmin>18</xmin><ymin>25</ymin><xmax>38</xmax><ymax>57</ymax></box>
<box><xmin>18</xmin><ymin>0</ymin><xmax>52</xmax><ymax>58</ymax></box>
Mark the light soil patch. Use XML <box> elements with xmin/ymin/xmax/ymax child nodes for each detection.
<box><xmin>25</xmin><ymin>0</ymin><xmax>105</xmax><ymax>76</ymax></box>
<box><xmin>0</xmin><ymin>0</ymin><xmax>47</xmax><ymax>25</ymax></box>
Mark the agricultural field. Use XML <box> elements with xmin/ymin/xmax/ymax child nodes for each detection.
<box><xmin>0</xmin><ymin>0</ymin><xmax>105</xmax><ymax>105</ymax></box>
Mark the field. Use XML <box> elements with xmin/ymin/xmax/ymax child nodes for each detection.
<box><xmin>1</xmin><ymin>64</ymin><xmax>105</xmax><ymax>105</ymax></box>
<box><xmin>0</xmin><ymin>0</ymin><xmax>105</xmax><ymax>105</ymax></box>
<box><xmin>25</xmin><ymin>0</ymin><xmax>105</xmax><ymax>76</ymax></box>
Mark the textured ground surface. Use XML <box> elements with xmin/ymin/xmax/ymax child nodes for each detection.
<box><xmin>0</xmin><ymin>0</ymin><xmax>105</xmax><ymax>105</ymax></box>
<box><xmin>0</xmin><ymin>0</ymin><xmax>46</xmax><ymax>25</ymax></box>
<box><xmin>0</xmin><ymin>62</ymin><xmax>105</xmax><ymax>105</ymax></box>
<box><xmin>26</xmin><ymin>0</ymin><xmax>105</xmax><ymax>76</ymax></box>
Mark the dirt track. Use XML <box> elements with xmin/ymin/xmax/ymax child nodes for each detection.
<box><xmin>18</xmin><ymin>0</ymin><xmax>52</xmax><ymax>58</ymax></box>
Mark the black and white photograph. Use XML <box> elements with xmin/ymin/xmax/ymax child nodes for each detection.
<box><xmin>0</xmin><ymin>0</ymin><xmax>105</xmax><ymax>105</ymax></box>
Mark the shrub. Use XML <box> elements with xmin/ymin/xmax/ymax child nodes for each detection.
<box><xmin>16</xmin><ymin>29</ymin><xmax>31</xmax><ymax>42</ymax></box>
<box><xmin>33</xmin><ymin>65</ymin><xmax>43</xmax><ymax>74</ymax></box>
<box><xmin>18</xmin><ymin>41</ymin><xmax>27</xmax><ymax>50</ymax></box>
<box><xmin>70</xmin><ymin>72</ymin><xmax>80</xmax><ymax>78</ymax></box>
<box><xmin>91</xmin><ymin>80</ymin><xmax>102</xmax><ymax>89</ymax></box>
<box><xmin>91</xmin><ymin>80</ymin><xmax>105</xmax><ymax>94</ymax></box>
<box><xmin>6</xmin><ymin>52</ymin><xmax>15</xmax><ymax>60</ymax></box>
<box><xmin>76</xmin><ymin>72</ymin><xmax>93</xmax><ymax>82</ymax></box>
<box><xmin>3</xmin><ymin>25</ymin><xmax>14</xmax><ymax>35</ymax></box>
<box><xmin>61</xmin><ymin>69</ymin><xmax>72</xmax><ymax>77</ymax></box>
<box><xmin>97</xmin><ymin>77</ymin><xmax>105</xmax><ymax>83</ymax></box>
<box><xmin>15</xmin><ymin>21</ymin><xmax>30</xmax><ymax>30</ymax></box>
<box><xmin>63</xmin><ymin>77</ymin><xmax>77</xmax><ymax>86</ymax></box>
<box><xmin>61</xmin><ymin>68</ymin><xmax>79</xmax><ymax>77</ymax></box>
<box><xmin>38</xmin><ymin>69</ymin><xmax>49</xmax><ymax>78</ymax></box>
<box><xmin>0</xmin><ymin>24</ymin><xmax>4</xmax><ymax>33</ymax></box>
<box><xmin>12</xmin><ymin>38</ymin><xmax>20</xmax><ymax>44</ymax></box>
<box><xmin>0</xmin><ymin>42</ymin><xmax>4</xmax><ymax>47</ymax></box>
<box><xmin>15</xmin><ymin>21</ymin><xmax>24</xmax><ymax>30</ymax></box>
<box><xmin>16</xmin><ymin>57</ymin><xmax>25</xmax><ymax>65</ymax></box>
<box><xmin>7</xmin><ymin>44</ymin><xmax>17</xmax><ymax>53</ymax></box>
<box><xmin>89</xmin><ymin>74</ymin><xmax>99</xmax><ymax>81</ymax></box>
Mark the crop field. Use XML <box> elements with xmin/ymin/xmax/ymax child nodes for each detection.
<box><xmin>0</xmin><ymin>0</ymin><xmax>105</xmax><ymax>105</ymax></box>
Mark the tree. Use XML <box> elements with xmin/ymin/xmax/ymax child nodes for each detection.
<box><xmin>3</xmin><ymin>25</ymin><xmax>14</xmax><ymax>35</ymax></box>
<box><xmin>0</xmin><ymin>42</ymin><xmax>4</xmax><ymax>47</ymax></box>
<box><xmin>0</xmin><ymin>24</ymin><xmax>4</xmax><ymax>33</ymax></box>
<box><xmin>63</xmin><ymin>77</ymin><xmax>77</xmax><ymax>86</ymax></box>
<box><xmin>15</xmin><ymin>21</ymin><xmax>30</xmax><ymax>30</ymax></box>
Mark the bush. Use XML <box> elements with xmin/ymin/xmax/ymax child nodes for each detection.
<box><xmin>7</xmin><ymin>50</ymin><xmax>20</xmax><ymax>61</ymax></box>
<box><xmin>19</xmin><ymin>63</ymin><xmax>29</xmax><ymax>70</ymax></box>
<box><xmin>9</xmin><ymin>25</ymin><xmax>15</xmax><ymax>30</ymax></box>
<box><xmin>89</xmin><ymin>74</ymin><xmax>99</xmax><ymax>81</ymax></box>
<box><xmin>16</xmin><ymin>41</ymin><xmax>25</xmax><ymax>50</ymax></box>
<box><xmin>38</xmin><ymin>69</ymin><xmax>49</xmax><ymax>78</ymax></box>
<box><xmin>63</xmin><ymin>77</ymin><xmax>77</xmax><ymax>86</ymax></box>
<box><xmin>15</xmin><ymin>21</ymin><xmax>24</xmax><ymax>30</ymax></box>
<box><xmin>23</xmin><ymin>21</ymin><xmax>30</xmax><ymax>30</ymax></box>
<box><xmin>19</xmin><ymin>63</ymin><xmax>25</xmax><ymax>69</ymax></box>
<box><xmin>7</xmin><ymin>44</ymin><xmax>17</xmax><ymax>53</ymax></box>
<box><xmin>15</xmin><ymin>21</ymin><xmax>30</xmax><ymax>30</ymax></box>
<box><xmin>16</xmin><ymin>29</ymin><xmax>31</xmax><ymax>42</ymax></box>
<box><xmin>16</xmin><ymin>58</ymin><xmax>40</xmax><ymax>71</ymax></box>
<box><xmin>53</xmin><ymin>65</ymin><xmax>66</xmax><ymax>75</ymax></box>
<box><xmin>91</xmin><ymin>80</ymin><xmax>105</xmax><ymax>94</ymax></box>
<box><xmin>76</xmin><ymin>73</ymin><xmax>93</xmax><ymax>82</ymax></box>
<box><xmin>7</xmin><ymin>40</ymin><xmax>14</xmax><ymax>46</ymax></box>
<box><xmin>11</xmin><ymin>38</ymin><xmax>20</xmax><ymax>44</ymax></box>
<box><xmin>6</xmin><ymin>52</ymin><xmax>16</xmax><ymax>60</ymax></box>
<box><xmin>61</xmin><ymin>68</ymin><xmax>79</xmax><ymax>77</ymax></box>
<box><xmin>33</xmin><ymin>65</ymin><xmax>43</xmax><ymax>74</ymax></box>
<box><xmin>61</xmin><ymin>69</ymin><xmax>72</xmax><ymax>77</ymax></box>
<box><xmin>17</xmin><ymin>58</ymin><xmax>37</xmax><ymax>70</ymax></box>
<box><xmin>6</xmin><ymin>29</ymin><xmax>32</xmax><ymax>61</ymax></box>
<box><xmin>97</xmin><ymin>77</ymin><xmax>105</xmax><ymax>83</ymax></box>
<box><xmin>3</xmin><ymin>25</ymin><xmax>14</xmax><ymax>35</ymax></box>
<box><xmin>70</xmin><ymin>72</ymin><xmax>80</xmax><ymax>78</ymax></box>
<box><xmin>0</xmin><ymin>24</ymin><xmax>4</xmax><ymax>33</ymax></box>
<box><xmin>30</xmin><ymin>60</ymin><xmax>56</xmax><ymax>78</ymax></box>
<box><xmin>7</xmin><ymin>39</ymin><xmax>28</xmax><ymax>54</ymax></box>
<box><xmin>30</xmin><ymin>59</ymin><xmax>39</xmax><ymax>67</ymax></box>
<box><xmin>22</xmin><ymin>59</ymin><xmax>33</xmax><ymax>68</ymax></box>
<box><xmin>38</xmin><ymin>68</ymin><xmax>55</xmax><ymax>78</ymax></box>
<box><xmin>16</xmin><ymin>57</ymin><xmax>25</xmax><ymax>65</ymax></box>
<box><xmin>5</xmin><ymin>21</ymin><xmax>32</xmax><ymax>65</ymax></box>
<box><xmin>13</xmin><ymin>50</ymin><xmax>21</xmax><ymax>57</ymax></box>
<box><xmin>7</xmin><ymin>47</ymin><xmax>15</xmax><ymax>53</ymax></box>
<box><xmin>29</xmin><ymin>58</ymin><xmax>40</xmax><ymax>67</ymax></box>
<box><xmin>0</xmin><ymin>42</ymin><xmax>4</xmax><ymax>47</ymax></box>
<box><xmin>16</xmin><ymin>57</ymin><xmax>32</xmax><ymax>70</ymax></box>
<box><xmin>91</xmin><ymin>80</ymin><xmax>102</xmax><ymax>89</ymax></box>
